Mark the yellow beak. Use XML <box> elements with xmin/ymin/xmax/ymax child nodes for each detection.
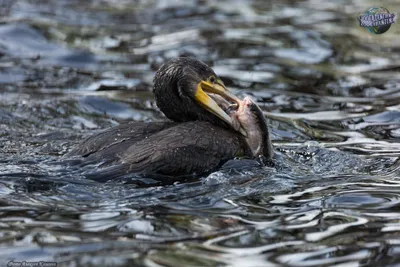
<box><xmin>194</xmin><ymin>80</ymin><xmax>246</xmax><ymax>136</ymax></box>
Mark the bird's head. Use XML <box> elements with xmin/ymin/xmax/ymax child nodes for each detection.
<box><xmin>154</xmin><ymin>57</ymin><xmax>245</xmax><ymax>135</ymax></box>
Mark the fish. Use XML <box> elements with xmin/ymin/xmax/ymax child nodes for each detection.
<box><xmin>231</xmin><ymin>96</ymin><xmax>273</xmax><ymax>159</ymax></box>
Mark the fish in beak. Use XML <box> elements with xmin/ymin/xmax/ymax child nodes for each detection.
<box><xmin>195</xmin><ymin>80</ymin><xmax>247</xmax><ymax>136</ymax></box>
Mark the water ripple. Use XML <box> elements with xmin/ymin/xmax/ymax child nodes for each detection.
<box><xmin>0</xmin><ymin>0</ymin><xmax>400</xmax><ymax>266</ymax></box>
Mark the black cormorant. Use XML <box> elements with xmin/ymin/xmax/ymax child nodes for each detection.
<box><xmin>67</xmin><ymin>57</ymin><xmax>273</xmax><ymax>181</ymax></box>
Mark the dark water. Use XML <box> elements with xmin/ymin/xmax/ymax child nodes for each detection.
<box><xmin>1</xmin><ymin>0</ymin><xmax>400</xmax><ymax>266</ymax></box>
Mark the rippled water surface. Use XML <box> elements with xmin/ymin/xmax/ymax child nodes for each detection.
<box><xmin>1</xmin><ymin>0</ymin><xmax>400</xmax><ymax>266</ymax></box>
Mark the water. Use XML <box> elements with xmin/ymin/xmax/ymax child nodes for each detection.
<box><xmin>1</xmin><ymin>0</ymin><xmax>400</xmax><ymax>266</ymax></box>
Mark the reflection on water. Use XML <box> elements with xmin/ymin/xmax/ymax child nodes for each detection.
<box><xmin>0</xmin><ymin>0</ymin><xmax>400</xmax><ymax>266</ymax></box>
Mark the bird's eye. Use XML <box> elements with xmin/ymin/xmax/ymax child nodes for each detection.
<box><xmin>209</xmin><ymin>76</ymin><xmax>216</xmax><ymax>83</ymax></box>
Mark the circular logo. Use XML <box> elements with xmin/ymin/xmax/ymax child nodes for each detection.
<box><xmin>359</xmin><ymin>7</ymin><xmax>396</xmax><ymax>34</ymax></box>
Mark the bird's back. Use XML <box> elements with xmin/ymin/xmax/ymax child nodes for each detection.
<box><xmin>66</xmin><ymin>121</ymin><xmax>177</xmax><ymax>164</ymax></box>
<box><xmin>72</xmin><ymin>121</ymin><xmax>247</xmax><ymax>182</ymax></box>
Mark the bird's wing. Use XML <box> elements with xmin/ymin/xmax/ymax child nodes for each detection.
<box><xmin>88</xmin><ymin>122</ymin><xmax>244</xmax><ymax>181</ymax></box>
<box><xmin>66</xmin><ymin>121</ymin><xmax>176</xmax><ymax>158</ymax></box>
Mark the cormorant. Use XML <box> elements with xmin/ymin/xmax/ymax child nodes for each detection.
<box><xmin>67</xmin><ymin>57</ymin><xmax>273</xmax><ymax>182</ymax></box>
